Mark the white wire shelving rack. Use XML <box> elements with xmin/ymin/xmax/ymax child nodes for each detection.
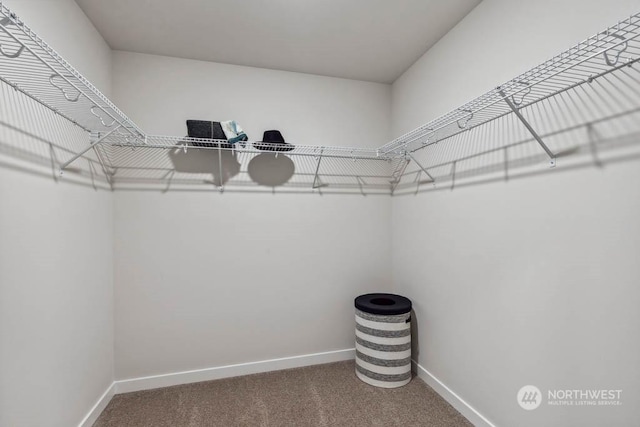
<box><xmin>102</xmin><ymin>135</ymin><xmax>398</xmax><ymax>194</ymax></box>
<box><xmin>1</xmin><ymin>1</ymin><xmax>640</xmax><ymax>195</ymax></box>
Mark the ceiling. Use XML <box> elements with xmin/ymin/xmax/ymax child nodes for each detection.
<box><xmin>75</xmin><ymin>0</ymin><xmax>480</xmax><ymax>84</ymax></box>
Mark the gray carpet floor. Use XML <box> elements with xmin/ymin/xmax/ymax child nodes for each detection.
<box><xmin>94</xmin><ymin>360</ymin><xmax>472</xmax><ymax>427</ymax></box>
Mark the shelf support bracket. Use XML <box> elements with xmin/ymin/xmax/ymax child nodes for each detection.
<box><xmin>48</xmin><ymin>143</ymin><xmax>60</xmax><ymax>183</ymax></box>
<box><xmin>390</xmin><ymin>157</ymin><xmax>410</xmax><ymax>195</ymax></box>
<box><xmin>217</xmin><ymin>145</ymin><xmax>224</xmax><ymax>192</ymax></box>
<box><xmin>312</xmin><ymin>149</ymin><xmax>324</xmax><ymax>189</ymax></box>
<box><xmin>499</xmin><ymin>88</ymin><xmax>556</xmax><ymax>168</ymax></box>
<box><xmin>414</xmin><ymin>171</ymin><xmax>422</xmax><ymax>195</ymax></box>
<box><xmin>356</xmin><ymin>176</ymin><xmax>366</xmax><ymax>196</ymax></box>
<box><xmin>92</xmin><ymin>144</ymin><xmax>114</xmax><ymax>190</ymax></box>
<box><xmin>59</xmin><ymin>125</ymin><xmax>122</xmax><ymax>174</ymax></box>
<box><xmin>406</xmin><ymin>153</ymin><xmax>434</xmax><ymax>183</ymax></box>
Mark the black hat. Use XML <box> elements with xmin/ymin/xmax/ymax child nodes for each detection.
<box><xmin>255</xmin><ymin>130</ymin><xmax>294</xmax><ymax>152</ymax></box>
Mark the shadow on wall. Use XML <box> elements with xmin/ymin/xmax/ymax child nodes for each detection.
<box><xmin>247</xmin><ymin>153</ymin><xmax>295</xmax><ymax>187</ymax></box>
<box><xmin>392</xmin><ymin>65</ymin><xmax>640</xmax><ymax>195</ymax></box>
<box><xmin>107</xmin><ymin>141</ymin><xmax>394</xmax><ymax>195</ymax></box>
<box><xmin>395</xmin><ymin>129</ymin><xmax>640</xmax><ymax>196</ymax></box>
<box><xmin>0</xmin><ymin>77</ymin><xmax>303</xmax><ymax>193</ymax></box>
<box><xmin>0</xmin><ymin>81</ymin><xmax>111</xmax><ymax>190</ymax></box>
<box><xmin>168</xmin><ymin>143</ymin><xmax>242</xmax><ymax>187</ymax></box>
<box><xmin>410</xmin><ymin>308</ymin><xmax>420</xmax><ymax>373</ymax></box>
<box><xmin>3</xmin><ymin>69</ymin><xmax>640</xmax><ymax>195</ymax></box>
<box><xmin>167</xmin><ymin>144</ymin><xmax>295</xmax><ymax>188</ymax></box>
<box><xmin>0</xmin><ymin>77</ymin><xmax>300</xmax><ymax>193</ymax></box>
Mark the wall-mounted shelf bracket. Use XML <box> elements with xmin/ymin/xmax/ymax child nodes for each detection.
<box><xmin>312</xmin><ymin>148</ymin><xmax>324</xmax><ymax>189</ymax></box>
<box><xmin>312</xmin><ymin>176</ymin><xmax>328</xmax><ymax>191</ymax></box>
<box><xmin>217</xmin><ymin>145</ymin><xmax>224</xmax><ymax>192</ymax></box>
<box><xmin>356</xmin><ymin>176</ymin><xmax>367</xmax><ymax>196</ymax></box>
<box><xmin>390</xmin><ymin>156</ymin><xmax>410</xmax><ymax>195</ymax></box>
<box><xmin>498</xmin><ymin>88</ymin><xmax>556</xmax><ymax>168</ymax></box>
<box><xmin>59</xmin><ymin>125</ymin><xmax>122</xmax><ymax>174</ymax></box>
<box><xmin>406</xmin><ymin>152</ymin><xmax>434</xmax><ymax>183</ymax></box>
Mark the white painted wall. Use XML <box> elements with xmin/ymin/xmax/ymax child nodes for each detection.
<box><xmin>111</xmin><ymin>51</ymin><xmax>390</xmax><ymax>149</ymax></box>
<box><xmin>0</xmin><ymin>1</ymin><xmax>114</xmax><ymax>426</ymax></box>
<box><xmin>111</xmin><ymin>52</ymin><xmax>392</xmax><ymax>380</ymax></box>
<box><xmin>4</xmin><ymin>2</ymin><xmax>639</xmax><ymax>426</ymax></box>
<box><xmin>391</xmin><ymin>1</ymin><xmax>640</xmax><ymax>426</ymax></box>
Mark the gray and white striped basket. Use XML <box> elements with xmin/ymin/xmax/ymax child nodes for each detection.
<box><xmin>355</xmin><ymin>308</ymin><xmax>411</xmax><ymax>388</ymax></box>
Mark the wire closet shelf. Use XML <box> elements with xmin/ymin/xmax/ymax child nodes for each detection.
<box><xmin>1</xmin><ymin>2</ymin><xmax>639</xmax><ymax>194</ymax></box>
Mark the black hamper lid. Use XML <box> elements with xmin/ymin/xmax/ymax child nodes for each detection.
<box><xmin>355</xmin><ymin>293</ymin><xmax>412</xmax><ymax>316</ymax></box>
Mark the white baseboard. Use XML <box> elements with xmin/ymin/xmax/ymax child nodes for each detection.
<box><xmin>114</xmin><ymin>348</ymin><xmax>356</xmax><ymax>394</ymax></box>
<box><xmin>78</xmin><ymin>383</ymin><xmax>115</xmax><ymax>427</ymax></box>
<box><xmin>78</xmin><ymin>352</ymin><xmax>491</xmax><ymax>427</ymax></box>
<box><xmin>412</xmin><ymin>360</ymin><xmax>496</xmax><ymax>427</ymax></box>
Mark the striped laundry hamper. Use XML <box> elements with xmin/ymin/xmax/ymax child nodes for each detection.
<box><xmin>354</xmin><ymin>293</ymin><xmax>412</xmax><ymax>388</ymax></box>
